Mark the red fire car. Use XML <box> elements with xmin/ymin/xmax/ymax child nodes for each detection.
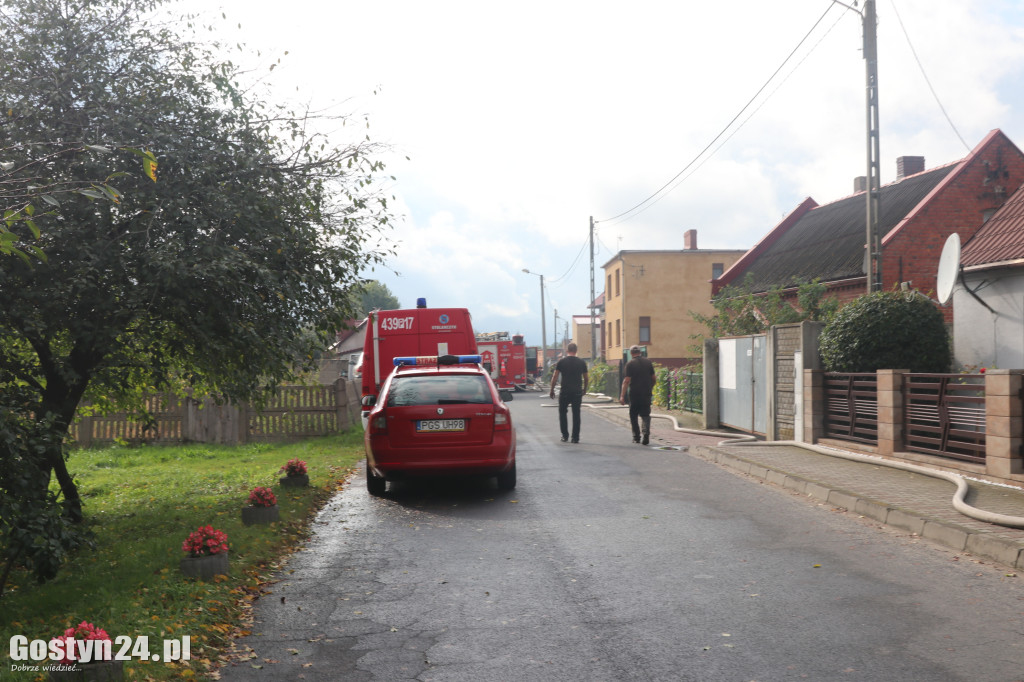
<box><xmin>363</xmin><ymin>354</ymin><xmax>517</xmax><ymax>495</ymax></box>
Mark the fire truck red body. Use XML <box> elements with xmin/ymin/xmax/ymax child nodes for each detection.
<box><xmin>357</xmin><ymin>300</ymin><xmax>477</xmax><ymax>423</ymax></box>
<box><xmin>476</xmin><ymin>332</ymin><xmax>527</xmax><ymax>391</ymax></box>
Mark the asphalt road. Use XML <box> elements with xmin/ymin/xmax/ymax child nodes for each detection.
<box><xmin>220</xmin><ymin>391</ymin><xmax>1024</xmax><ymax>682</ymax></box>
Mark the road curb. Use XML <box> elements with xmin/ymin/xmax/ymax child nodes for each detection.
<box><xmin>692</xmin><ymin>444</ymin><xmax>1024</xmax><ymax>571</ymax></box>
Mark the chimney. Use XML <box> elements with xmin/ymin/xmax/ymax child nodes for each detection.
<box><xmin>897</xmin><ymin>156</ymin><xmax>925</xmax><ymax>180</ymax></box>
<box><xmin>683</xmin><ymin>229</ymin><xmax>697</xmax><ymax>250</ymax></box>
<box><xmin>854</xmin><ymin>176</ymin><xmax>867</xmax><ymax>193</ymax></box>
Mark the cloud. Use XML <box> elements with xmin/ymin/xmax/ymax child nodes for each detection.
<box><xmin>177</xmin><ymin>0</ymin><xmax>1024</xmax><ymax>347</ymax></box>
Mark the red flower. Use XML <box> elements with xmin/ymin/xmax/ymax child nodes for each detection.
<box><xmin>181</xmin><ymin>525</ymin><xmax>228</xmax><ymax>557</ymax></box>
<box><xmin>279</xmin><ymin>459</ymin><xmax>307</xmax><ymax>476</ymax></box>
<box><xmin>50</xmin><ymin>621</ymin><xmax>111</xmax><ymax>663</ymax></box>
<box><xmin>248</xmin><ymin>486</ymin><xmax>277</xmax><ymax>507</ymax></box>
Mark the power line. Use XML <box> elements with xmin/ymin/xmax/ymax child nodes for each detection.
<box><xmin>548</xmin><ymin>237</ymin><xmax>589</xmax><ymax>285</ymax></box>
<box><xmin>645</xmin><ymin>13</ymin><xmax>847</xmax><ymax>218</ymax></box>
<box><xmin>597</xmin><ymin>3</ymin><xmax>838</xmax><ymax>225</ymax></box>
<box><xmin>889</xmin><ymin>0</ymin><xmax>970</xmax><ymax>152</ymax></box>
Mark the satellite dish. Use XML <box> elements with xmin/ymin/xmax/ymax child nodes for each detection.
<box><xmin>936</xmin><ymin>233</ymin><xmax>961</xmax><ymax>306</ymax></box>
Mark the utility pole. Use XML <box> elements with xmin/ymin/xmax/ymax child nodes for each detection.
<box><xmin>540</xmin><ymin>275</ymin><xmax>547</xmax><ymax>367</ymax></box>
<box><xmin>864</xmin><ymin>0</ymin><xmax>882</xmax><ymax>292</ymax></box>
<box><xmin>589</xmin><ymin>216</ymin><xmax>597</xmax><ymax>361</ymax></box>
<box><xmin>553</xmin><ymin>309</ymin><xmax>560</xmax><ymax>349</ymax></box>
<box><xmin>521</xmin><ymin>269</ymin><xmax>546</xmax><ymax>370</ymax></box>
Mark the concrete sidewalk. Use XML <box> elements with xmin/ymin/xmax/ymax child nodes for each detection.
<box><xmin>587</xmin><ymin>401</ymin><xmax>1024</xmax><ymax>571</ymax></box>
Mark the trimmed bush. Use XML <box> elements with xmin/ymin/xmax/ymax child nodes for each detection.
<box><xmin>819</xmin><ymin>290</ymin><xmax>950</xmax><ymax>373</ymax></box>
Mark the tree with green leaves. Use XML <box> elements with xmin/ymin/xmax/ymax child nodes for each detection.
<box><xmin>0</xmin><ymin>0</ymin><xmax>394</xmax><ymax>542</ymax></box>
<box><xmin>353</xmin><ymin>280</ymin><xmax>401</xmax><ymax>316</ymax></box>
<box><xmin>690</xmin><ymin>275</ymin><xmax>838</xmax><ymax>344</ymax></box>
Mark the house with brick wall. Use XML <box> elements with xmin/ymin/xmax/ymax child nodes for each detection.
<box><xmin>954</xmin><ymin>181</ymin><xmax>1024</xmax><ymax>369</ymax></box>
<box><xmin>713</xmin><ymin>129</ymin><xmax>1024</xmax><ymax>323</ymax></box>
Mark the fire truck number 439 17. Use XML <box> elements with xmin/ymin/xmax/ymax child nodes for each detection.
<box><xmin>380</xmin><ymin>316</ymin><xmax>415</xmax><ymax>331</ymax></box>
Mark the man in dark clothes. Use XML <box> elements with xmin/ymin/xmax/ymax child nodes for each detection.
<box><xmin>549</xmin><ymin>343</ymin><xmax>589</xmax><ymax>443</ymax></box>
<box><xmin>620</xmin><ymin>344</ymin><xmax>656</xmax><ymax>445</ymax></box>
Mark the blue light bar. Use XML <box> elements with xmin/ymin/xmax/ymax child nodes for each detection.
<box><xmin>393</xmin><ymin>355</ymin><xmax>482</xmax><ymax>366</ymax></box>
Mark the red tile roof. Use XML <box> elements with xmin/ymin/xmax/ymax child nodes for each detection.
<box><xmin>961</xmin><ymin>183</ymin><xmax>1024</xmax><ymax>269</ymax></box>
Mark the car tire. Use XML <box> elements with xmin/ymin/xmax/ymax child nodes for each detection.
<box><xmin>496</xmin><ymin>462</ymin><xmax>516</xmax><ymax>491</ymax></box>
<box><xmin>366</xmin><ymin>461</ymin><xmax>386</xmax><ymax>496</ymax></box>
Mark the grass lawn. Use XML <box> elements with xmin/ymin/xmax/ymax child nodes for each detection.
<box><xmin>1</xmin><ymin>431</ymin><xmax>365</xmax><ymax>681</ymax></box>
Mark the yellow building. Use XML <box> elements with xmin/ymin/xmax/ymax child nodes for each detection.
<box><xmin>571</xmin><ymin>314</ymin><xmax>599</xmax><ymax>361</ymax></box>
<box><xmin>602</xmin><ymin>230</ymin><xmax>745</xmax><ymax>368</ymax></box>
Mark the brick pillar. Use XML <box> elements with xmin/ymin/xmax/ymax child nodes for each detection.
<box><xmin>985</xmin><ymin>369</ymin><xmax>1024</xmax><ymax>478</ymax></box>
<box><xmin>803</xmin><ymin>369</ymin><xmax>825</xmax><ymax>443</ymax></box>
<box><xmin>876</xmin><ymin>369</ymin><xmax>906</xmax><ymax>455</ymax></box>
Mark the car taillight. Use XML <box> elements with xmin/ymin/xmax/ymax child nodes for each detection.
<box><xmin>494</xmin><ymin>409</ymin><xmax>511</xmax><ymax>431</ymax></box>
<box><xmin>370</xmin><ymin>413</ymin><xmax>388</xmax><ymax>434</ymax></box>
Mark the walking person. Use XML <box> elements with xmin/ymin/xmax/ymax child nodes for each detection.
<box><xmin>549</xmin><ymin>343</ymin><xmax>589</xmax><ymax>443</ymax></box>
<box><xmin>620</xmin><ymin>345</ymin><xmax>656</xmax><ymax>445</ymax></box>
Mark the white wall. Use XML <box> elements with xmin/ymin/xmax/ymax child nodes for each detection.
<box><xmin>953</xmin><ymin>269</ymin><xmax>1024</xmax><ymax>370</ymax></box>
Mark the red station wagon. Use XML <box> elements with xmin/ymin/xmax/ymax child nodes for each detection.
<box><xmin>363</xmin><ymin>355</ymin><xmax>517</xmax><ymax>495</ymax></box>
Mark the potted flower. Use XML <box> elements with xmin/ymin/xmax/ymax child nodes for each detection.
<box><xmin>241</xmin><ymin>486</ymin><xmax>279</xmax><ymax>525</ymax></box>
<box><xmin>279</xmin><ymin>458</ymin><xmax>309</xmax><ymax>487</ymax></box>
<box><xmin>179</xmin><ymin>525</ymin><xmax>229</xmax><ymax>580</ymax></box>
<box><xmin>48</xmin><ymin>621</ymin><xmax>123</xmax><ymax>681</ymax></box>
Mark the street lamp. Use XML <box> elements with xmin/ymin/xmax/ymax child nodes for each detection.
<box><xmin>522</xmin><ymin>268</ymin><xmax>548</xmax><ymax>371</ymax></box>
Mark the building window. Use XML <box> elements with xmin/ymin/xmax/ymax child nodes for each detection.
<box><xmin>639</xmin><ymin>316</ymin><xmax>650</xmax><ymax>344</ymax></box>
<box><xmin>608</xmin><ymin>274</ymin><xmax>613</xmax><ymax>298</ymax></box>
<box><xmin>615</xmin><ymin>268</ymin><xmax>620</xmax><ymax>297</ymax></box>
<box><xmin>712</xmin><ymin>263</ymin><xmax>724</xmax><ymax>279</ymax></box>
<box><xmin>615</xmin><ymin>319</ymin><xmax>621</xmax><ymax>347</ymax></box>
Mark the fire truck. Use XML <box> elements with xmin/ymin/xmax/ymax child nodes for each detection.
<box><xmin>357</xmin><ymin>299</ymin><xmax>478</xmax><ymax>424</ymax></box>
<box><xmin>475</xmin><ymin>332</ymin><xmax>527</xmax><ymax>396</ymax></box>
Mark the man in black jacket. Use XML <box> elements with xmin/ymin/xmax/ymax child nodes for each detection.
<box><xmin>549</xmin><ymin>343</ymin><xmax>589</xmax><ymax>443</ymax></box>
<box><xmin>620</xmin><ymin>345</ymin><xmax>655</xmax><ymax>445</ymax></box>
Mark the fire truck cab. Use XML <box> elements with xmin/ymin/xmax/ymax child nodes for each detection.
<box><xmin>475</xmin><ymin>332</ymin><xmax>527</xmax><ymax>400</ymax></box>
<box><xmin>359</xmin><ymin>299</ymin><xmax>478</xmax><ymax>427</ymax></box>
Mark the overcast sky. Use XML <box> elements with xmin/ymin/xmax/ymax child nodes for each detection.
<box><xmin>178</xmin><ymin>0</ymin><xmax>1024</xmax><ymax>348</ymax></box>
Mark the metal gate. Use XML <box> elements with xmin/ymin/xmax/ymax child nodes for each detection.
<box><xmin>718</xmin><ymin>335</ymin><xmax>767</xmax><ymax>436</ymax></box>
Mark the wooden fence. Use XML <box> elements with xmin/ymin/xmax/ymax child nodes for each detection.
<box><xmin>903</xmin><ymin>373</ymin><xmax>986</xmax><ymax>463</ymax></box>
<box><xmin>69</xmin><ymin>379</ymin><xmax>360</xmax><ymax>446</ymax></box>
<box><xmin>823</xmin><ymin>372</ymin><xmax>879</xmax><ymax>445</ymax></box>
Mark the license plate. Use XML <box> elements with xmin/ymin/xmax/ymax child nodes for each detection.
<box><xmin>416</xmin><ymin>419</ymin><xmax>466</xmax><ymax>432</ymax></box>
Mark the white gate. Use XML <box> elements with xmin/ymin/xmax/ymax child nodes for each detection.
<box><xmin>718</xmin><ymin>335</ymin><xmax>767</xmax><ymax>436</ymax></box>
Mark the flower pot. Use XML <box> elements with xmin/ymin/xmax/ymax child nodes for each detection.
<box><xmin>279</xmin><ymin>473</ymin><xmax>309</xmax><ymax>488</ymax></box>
<box><xmin>48</xmin><ymin>659</ymin><xmax>124</xmax><ymax>681</ymax></box>
<box><xmin>241</xmin><ymin>504</ymin><xmax>280</xmax><ymax>525</ymax></box>
<box><xmin>179</xmin><ymin>551</ymin><xmax>229</xmax><ymax>580</ymax></box>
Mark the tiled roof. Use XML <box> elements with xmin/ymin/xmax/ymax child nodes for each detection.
<box><xmin>961</xmin><ymin>184</ymin><xmax>1024</xmax><ymax>268</ymax></box>
<box><xmin>737</xmin><ymin>165</ymin><xmax>957</xmax><ymax>292</ymax></box>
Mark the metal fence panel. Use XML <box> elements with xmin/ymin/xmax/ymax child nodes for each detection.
<box><xmin>823</xmin><ymin>373</ymin><xmax>878</xmax><ymax>444</ymax></box>
<box><xmin>904</xmin><ymin>373</ymin><xmax>986</xmax><ymax>463</ymax></box>
<box><xmin>718</xmin><ymin>335</ymin><xmax>766</xmax><ymax>435</ymax></box>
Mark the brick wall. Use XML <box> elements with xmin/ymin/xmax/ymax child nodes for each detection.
<box><xmin>883</xmin><ymin>132</ymin><xmax>1024</xmax><ymax>323</ymax></box>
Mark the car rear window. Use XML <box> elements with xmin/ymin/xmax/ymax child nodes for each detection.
<box><xmin>387</xmin><ymin>375</ymin><xmax>493</xmax><ymax>406</ymax></box>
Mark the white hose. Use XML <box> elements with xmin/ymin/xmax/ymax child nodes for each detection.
<box><xmin>649</xmin><ymin>409</ymin><xmax>1024</xmax><ymax>529</ymax></box>
<box><xmin>724</xmin><ymin>439</ymin><xmax>1024</xmax><ymax>529</ymax></box>
<box><xmin>545</xmin><ymin>391</ymin><xmax>1024</xmax><ymax>528</ymax></box>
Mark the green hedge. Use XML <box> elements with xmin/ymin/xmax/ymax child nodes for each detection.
<box><xmin>819</xmin><ymin>290</ymin><xmax>951</xmax><ymax>372</ymax></box>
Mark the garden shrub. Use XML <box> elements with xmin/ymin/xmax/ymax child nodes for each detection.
<box><xmin>819</xmin><ymin>290</ymin><xmax>950</xmax><ymax>373</ymax></box>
